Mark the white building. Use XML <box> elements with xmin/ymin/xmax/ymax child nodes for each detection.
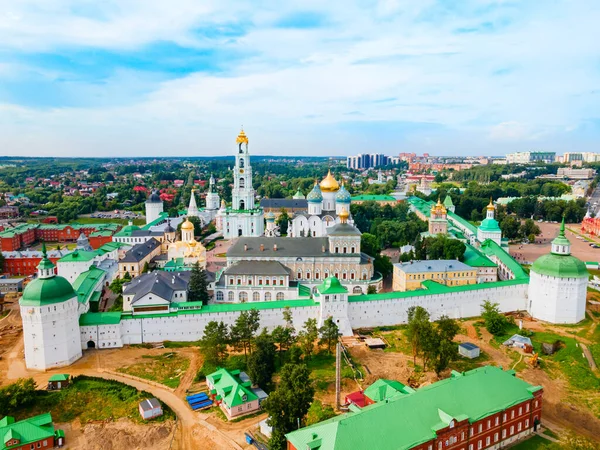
<box><xmin>528</xmin><ymin>219</ymin><xmax>588</xmax><ymax>323</ymax></box>
<box><xmin>477</xmin><ymin>200</ymin><xmax>502</xmax><ymax>246</ymax></box>
<box><xmin>122</xmin><ymin>271</ymin><xmax>191</xmax><ymax>315</ymax></box>
<box><xmin>289</xmin><ymin>173</ymin><xmax>353</xmax><ymax>238</ymax></box>
<box><xmin>19</xmin><ymin>244</ymin><xmax>82</xmax><ymax>370</ymax></box>
<box><xmin>217</xmin><ymin>130</ymin><xmax>264</xmax><ymax>238</ymax></box>
<box><xmin>145</xmin><ymin>190</ymin><xmax>164</xmax><ymax>225</ymax></box>
<box><xmin>506</xmin><ymin>151</ymin><xmax>555</xmax><ymax>164</ymax></box>
<box><xmin>186</xmin><ymin>175</ymin><xmax>221</xmax><ymax>226</ymax></box>
<box><xmin>264</xmin><ymin>212</ymin><xmax>280</xmax><ymax>237</ymax></box>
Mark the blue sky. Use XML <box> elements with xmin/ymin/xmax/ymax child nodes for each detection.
<box><xmin>0</xmin><ymin>0</ymin><xmax>599</xmax><ymax>157</ymax></box>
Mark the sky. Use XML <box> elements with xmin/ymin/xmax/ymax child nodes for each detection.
<box><xmin>0</xmin><ymin>0</ymin><xmax>599</xmax><ymax>157</ymax></box>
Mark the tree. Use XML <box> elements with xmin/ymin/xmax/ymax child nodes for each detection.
<box><xmin>433</xmin><ymin>316</ymin><xmax>460</xmax><ymax>375</ymax></box>
<box><xmin>188</xmin><ymin>262</ymin><xmax>209</xmax><ymax>304</ymax></box>
<box><xmin>406</xmin><ymin>306</ymin><xmax>431</xmax><ymax>365</ymax></box>
<box><xmin>306</xmin><ymin>400</ymin><xmax>336</xmax><ymax>426</ymax></box>
<box><xmin>230</xmin><ymin>309</ymin><xmax>261</xmax><ymax>360</ymax></box>
<box><xmin>263</xmin><ymin>363</ymin><xmax>315</xmax><ymax>450</ymax></box>
<box><xmin>142</xmin><ymin>261</ymin><xmax>150</xmax><ymax>273</ymax></box>
<box><xmin>500</xmin><ymin>216</ymin><xmax>520</xmax><ymax>240</ymax></box>
<box><xmin>361</xmin><ymin>232</ymin><xmax>381</xmax><ymax>256</ymax></box>
<box><xmin>374</xmin><ymin>254</ymin><xmax>393</xmax><ymax>278</ymax></box>
<box><xmin>519</xmin><ymin>218</ymin><xmax>541</xmax><ymax>239</ymax></box>
<box><xmin>0</xmin><ymin>378</ymin><xmax>37</xmax><ymax>414</ymax></box>
<box><xmin>0</xmin><ymin>251</ymin><xmax>5</xmax><ymax>272</ymax></box>
<box><xmin>247</xmin><ymin>329</ymin><xmax>277</xmax><ymax>391</ymax></box>
<box><xmin>276</xmin><ymin>208</ymin><xmax>290</xmax><ymax>235</ymax></box>
<box><xmin>366</xmin><ymin>285</ymin><xmax>377</xmax><ymax>294</ymax></box>
<box><xmin>481</xmin><ymin>301</ymin><xmax>509</xmax><ymax>336</ymax></box>
<box><xmin>167</xmin><ymin>207</ymin><xmax>179</xmax><ymax>218</ymax></box>
<box><xmin>199</xmin><ymin>321</ymin><xmax>229</xmax><ymax>367</ymax></box>
<box><xmin>318</xmin><ymin>317</ymin><xmax>340</xmax><ymax>354</ymax></box>
<box><xmin>109</xmin><ymin>276</ymin><xmax>128</xmax><ymax>295</ymax></box>
<box><xmin>298</xmin><ymin>318</ymin><xmax>318</xmax><ymax>360</ymax></box>
<box><xmin>272</xmin><ymin>309</ymin><xmax>296</xmax><ymax>363</ymax></box>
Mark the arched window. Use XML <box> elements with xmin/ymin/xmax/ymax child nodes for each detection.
<box><xmin>239</xmin><ymin>158</ymin><xmax>245</xmax><ymax>168</ymax></box>
<box><xmin>239</xmin><ymin>291</ymin><xmax>248</xmax><ymax>302</ymax></box>
<box><xmin>350</xmin><ymin>271</ymin><xmax>355</xmax><ymax>280</ymax></box>
<box><xmin>228</xmin><ymin>291</ymin><xmax>234</xmax><ymax>302</ymax></box>
<box><xmin>297</xmin><ymin>271</ymin><xmax>302</xmax><ymax>279</ymax></box>
<box><xmin>253</xmin><ymin>292</ymin><xmax>260</xmax><ymax>302</ymax></box>
<box><xmin>315</xmin><ymin>270</ymin><xmax>320</xmax><ymax>280</ymax></box>
<box><xmin>343</xmin><ymin>247</ymin><xmax>347</xmax><ymax>253</ymax></box>
<box><xmin>305</xmin><ymin>271</ymin><xmax>311</xmax><ymax>280</ymax></box>
<box><xmin>239</xmin><ymin>177</ymin><xmax>245</xmax><ymax>188</ymax></box>
<box><xmin>264</xmin><ymin>292</ymin><xmax>272</xmax><ymax>301</ymax></box>
<box><xmin>276</xmin><ymin>292</ymin><xmax>285</xmax><ymax>300</ymax></box>
<box><xmin>353</xmin><ymin>286</ymin><xmax>363</xmax><ymax>294</ymax></box>
<box><xmin>342</xmin><ymin>272</ymin><xmax>347</xmax><ymax>280</ymax></box>
<box><xmin>239</xmin><ymin>200</ymin><xmax>245</xmax><ymax>210</ymax></box>
<box><xmin>351</xmin><ymin>246</ymin><xmax>355</xmax><ymax>253</ymax></box>
<box><xmin>216</xmin><ymin>291</ymin><xmax>224</xmax><ymax>301</ymax></box>
<box><xmin>335</xmin><ymin>247</ymin><xmax>339</xmax><ymax>253</ymax></box>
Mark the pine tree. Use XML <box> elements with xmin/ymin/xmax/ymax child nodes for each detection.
<box><xmin>188</xmin><ymin>262</ymin><xmax>209</xmax><ymax>304</ymax></box>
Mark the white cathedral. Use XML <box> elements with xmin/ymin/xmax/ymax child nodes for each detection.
<box><xmin>289</xmin><ymin>171</ymin><xmax>354</xmax><ymax>237</ymax></box>
<box><xmin>186</xmin><ymin>175</ymin><xmax>221</xmax><ymax>227</ymax></box>
<box><xmin>216</xmin><ymin>130</ymin><xmax>265</xmax><ymax>238</ymax></box>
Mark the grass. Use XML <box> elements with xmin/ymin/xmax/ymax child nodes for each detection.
<box><xmin>510</xmin><ymin>434</ymin><xmax>559</xmax><ymax>449</ymax></box>
<box><xmin>196</xmin><ymin>354</ymin><xmax>248</xmax><ymax>381</ymax></box>
<box><xmin>305</xmin><ymin>350</ymin><xmax>355</xmax><ymax>391</ymax></box>
<box><xmin>117</xmin><ymin>352</ymin><xmax>190</xmax><ymax>389</ymax></box>
<box><xmin>9</xmin><ymin>376</ymin><xmax>175</xmax><ymax>424</ymax></box>
<box><xmin>163</xmin><ymin>340</ymin><xmax>201</xmax><ymax>348</ymax></box>
<box><xmin>542</xmin><ymin>428</ymin><xmax>559</xmax><ymax>440</ymax></box>
<box><xmin>448</xmin><ymin>351</ymin><xmax>492</xmax><ymax>373</ymax></box>
<box><xmin>202</xmin><ymin>405</ymin><xmax>228</xmax><ymax>422</ymax></box>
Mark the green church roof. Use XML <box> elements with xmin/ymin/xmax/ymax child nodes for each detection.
<box><xmin>478</xmin><ymin>217</ymin><xmax>501</xmax><ymax>233</ymax></box>
<box><xmin>20</xmin><ymin>276</ymin><xmax>76</xmax><ymax>307</ymax></box>
<box><xmin>443</xmin><ymin>196</ymin><xmax>454</xmax><ymax>207</ymax></box>
<box><xmin>551</xmin><ymin>217</ymin><xmax>570</xmax><ymax>249</ymax></box>
<box><xmin>531</xmin><ymin>253</ymin><xmax>588</xmax><ymax>278</ymax></box>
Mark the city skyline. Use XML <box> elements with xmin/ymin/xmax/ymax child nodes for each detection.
<box><xmin>1</xmin><ymin>0</ymin><xmax>599</xmax><ymax>157</ymax></box>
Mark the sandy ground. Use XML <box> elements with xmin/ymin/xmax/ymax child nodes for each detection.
<box><xmin>510</xmin><ymin>221</ymin><xmax>600</xmax><ymax>264</ymax></box>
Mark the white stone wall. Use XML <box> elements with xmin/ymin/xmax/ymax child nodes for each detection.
<box><xmin>528</xmin><ymin>272</ymin><xmax>587</xmax><ymax>323</ymax></box>
<box><xmin>57</xmin><ymin>260</ymin><xmax>94</xmax><ymax>283</ymax></box>
<box><xmin>21</xmin><ymin>297</ymin><xmax>82</xmax><ymax>370</ymax></box>
<box><xmin>145</xmin><ymin>202</ymin><xmax>163</xmax><ymax>225</ymax></box>
<box><xmin>80</xmin><ymin>324</ymin><xmax>123</xmax><ymax>349</ymax></box>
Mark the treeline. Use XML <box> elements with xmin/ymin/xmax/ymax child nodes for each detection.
<box><xmin>450</xmin><ymin>164</ymin><xmax>560</xmax><ymax>183</ymax></box>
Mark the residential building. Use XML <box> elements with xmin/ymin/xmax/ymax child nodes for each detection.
<box><xmin>207</xmin><ymin>368</ymin><xmax>261</xmax><ymax>419</ymax></box>
<box><xmin>393</xmin><ymin>260</ymin><xmax>477</xmax><ymax>292</ymax></box>
<box><xmin>0</xmin><ymin>277</ymin><xmax>25</xmax><ymax>293</ymax></box>
<box><xmin>347</xmin><ymin>153</ymin><xmax>395</xmax><ymax>169</ymax></box>
<box><xmin>118</xmin><ymin>238</ymin><xmax>162</xmax><ymax>278</ymax></box>
<box><xmin>556</xmin><ymin>167</ymin><xmax>595</xmax><ymax>179</ymax></box>
<box><xmin>286</xmin><ymin>366</ymin><xmax>543</xmax><ymax>450</ymax></box>
<box><xmin>0</xmin><ymin>205</ymin><xmax>19</xmax><ymax>219</ymax></box>
<box><xmin>0</xmin><ymin>414</ymin><xmax>65</xmax><ymax>450</ymax></box>
<box><xmin>2</xmin><ymin>248</ymin><xmax>66</xmax><ymax>276</ymax></box>
<box><xmin>506</xmin><ymin>151</ymin><xmax>555</xmax><ymax>164</ymax></box>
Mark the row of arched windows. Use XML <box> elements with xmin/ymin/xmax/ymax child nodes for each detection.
<box><xmin>215</xmin><ymin>291</ymin><xmax>285</xmax><ymax>302</ymax></box>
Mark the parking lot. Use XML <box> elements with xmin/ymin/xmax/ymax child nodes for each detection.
<box><xmin>87</xmin><ymin>211</ymin><xmax>142</xmax><ymax>220</ymax></box>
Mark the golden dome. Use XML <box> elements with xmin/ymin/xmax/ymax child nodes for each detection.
<box><xmin>319</xmin><ymin>170</ymin><xmax>340</xmax><ymax>192</ymax></box>
<box><xmin>431</xmin><ymin>197</ymin><xmax>447</xmax><ymax>215</ymax></box>
<box><xmin>486</xmin><ymin>198</ymin><xmax>495</xmax><ymax>210</ymax></box>
<box><xmin>339</xmin><ymin>207</ymin><xmax>349</xmax><ymax>223</ymax></box>
<box><xmin>236</xmin><ymin>129</ymin><xmax>249</xmax><ymax>145</ymax></box>
<box><xmin>181</xmin><ymin>218</ymin><xmax>194</xmax><ymax>231</ymax></box>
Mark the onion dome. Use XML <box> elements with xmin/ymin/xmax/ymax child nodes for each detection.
<box><xmin>319</xmin><ymin>170</ymin><xmax>340</xmax><ymax>192</ymax></box>
<box><xmin>307</xmin><ymin>182</ymin><xmax>323</xmax><ymax>203</ymax></box>
<box><xmin>20</xmin><ymin>243</ymin><xmax>75</xmax><ymax>307</ymax></box>
<box><xmin>335</xmin><ymin>183</ymin><xmax>351</xmax><ymax>203</ymax></box>
<box><xmin>181</xmin><ymin>217</ymin><xmax>194</xmax><ymax>231</ymax></box>
<box><xmin>339</xmin><ymin>207</ymin><xmax>349</xmax><ymax>223</ymax></box>
<box><xmin>486</xmin><ymin>198</ymin><xmax>495</xmax><ymax>211</ymax></box>
<box><xmin>147</xmin><ymin>189</ymin><xmax>161</xmax><ymax>203</ymax></box>
<box><xmin>431</xmin><ymin>197</ymin><xmax>447</xmax><ymax>215</ymax></box>
<box><xmin>265</xmin><ymin>211</ymin><xmax>276</xmax><ymax>221</ymax></box>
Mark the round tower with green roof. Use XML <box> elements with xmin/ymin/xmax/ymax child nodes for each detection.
<box><xmin>477</xmin><ymin>199</ymin><xmax>502</xmax><ymax>245</ymax></box>
<box><xmin>19</xmin><ymin>243</ymin><xmax>82</xmax><ymax>370</ymax></box>
<box><xmin>528</xmin><ymin>218</ymin><xmax>588</xmax><ymax>324</ymax></box>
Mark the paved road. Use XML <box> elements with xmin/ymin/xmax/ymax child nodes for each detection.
<box><xmin>587</xmin><ymin>184</ymin><xmax>600</xmax><ymax>216</ymax></box>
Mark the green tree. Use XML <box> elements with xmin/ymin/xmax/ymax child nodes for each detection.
<box><xmin>141</xmin><ymin>261</ymin><xmax>150</xmax><ymax>273</ymax></box>
<box><xmin>306</xmin><ymin>400</ymin><xmax>336</xmax><ymax>426</ymax></box>
<box><xmin>167</xmin><ymin>207</ymin><xmax>179</xmax><ymax>217</ymax></box>
<box><xmin>188</xmin><ymin>261</ymin><xmax>209</xmax><ymax>304</ymax></box>
<box><xmin>298</xmin><ymin>318</ymin><xmax>318</xmax><ymax>360</ymax></box>
<box><xmin>272</xmin><ymin>308</ymin><xmax>296</xmax><ymax>363</ymax></box>
<box><xmin>361</xmin><ymin>232</ymin><xmax>381</xmax><ymax>256</ymax></box>
<box><xmin>366</xmin><ymin>285</ymin><xmax>377</xmax><ymax>294</ymax></box>
<box><xmin>263</xmin><ymin>363</ymin><xmax>315</xmax><ymax>450</ymax></box>
<box><xmin>500</xmin><ymin>216</ymin><xmax>520</xmax><ymax>240</ymax></box>
<box><xmin>0</xmin><ymin>378</ymin><xmax>37</xmax><ymax>414</ymax></box>
<box><xmin>230</xmin><ymin>309</ymin><xmax>261</xmax><ymax>360</ymax></box>
<box><xmin>481</xmin><ymin>300</ymin><xmax>509</xmax><ymax>336</ymax></box>
<box><xmin>519</xmin><ymin>218</ymin><xmax>541</xmax><ymax>239</ymax></box>
<box><xmin>199</xmin><ymin>321</ymin><xmax>229</xmax><ymax>367</ymax></box>
<box><xmin>433</xmin><ymin>316</ymin><xmax>460</xmax><ymax>375</ymax></box>
<box><xmin>247</xmin><ymin>329</ymin><xmax>277</xmax><ymax>391</ymax></box>
<box><xmin>0</xmin><ymin>251</ymin><xmax>5</xmax><ymax>272</ymax></box>
<box><xmin>109</xmin><ymin>276</ymin><xmax>128</xmax><ymax>295</ymax></box>
<box><xmin>406</xmin><ymin>306</ymin><xmax>431</xmax><ymax>365</ymax></box>
<box><xmin>276</xmin><ymin>208</ymin><xmax>290</xmax><ymax>235</ymax></box>
<box><xmin>374</xmin><ymin>254</ymin><xmax>393</xmax><ymax>278</ymax></box>
<box><xmin>318</xmin><ymin>317</ymin><xmax>340</xmax><ymax>354</ymax></box>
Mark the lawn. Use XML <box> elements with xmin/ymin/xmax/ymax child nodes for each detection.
<box><xmin>305</xmin><ymin>350</ymin><xmax>357</xmax><ymax>391</ymax></box>
<box><xmin>448</xmin><ymin>351</ymin><xmax>492</xmax><ymax>373</ymax></box>
<box><xmin>9</xmin><ymin>376</ymin><xmax>174</xmax><ymax>424</ymax></box>
<box><xmin>510</xmin><ymin>435</ymin><xmax>558</xmax><ymax>449</ymax></box>
<box><xmin>117</xmin><ymin>352</ymin><xmax>190</xmax><ymax>389</ymax></box>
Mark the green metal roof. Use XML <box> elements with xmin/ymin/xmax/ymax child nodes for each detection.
<box><xmin>20</xmin><ymin>275</ymin><xmax>76</xmax><ymax>307</ymax></box>
<box><xmin>206</xmin><ymin>368</ymin><xmax>258</xmax><ymax>408</ymax></box>
<box><xmin>114</xmin><ymin>224</ymin><xmax>142</xmax><ymax>237</ymax></box>
<box><xmin>141</xmin><ymin>212</ymin><xmax>169</xmax><ymax>230</ymax></box>
<box><xmin>531</xmin><ymin>253</ymin><xmax>588</xmax><ymax>278</ymax></box>
<box><xmin>447</xmin><ymin>211</ymin><xmax>478</xmax><ymax>235</ymax></box>
<box><xmin>316</xmin><ymin>277</ymin><xmax>348</xmax><ymax>295</ymax></box>
<box><xmin>79</xmin><ymin>311</ymin><xmax>122</xmax><ymax>326</ymax></box>
<box><xmin>443</xmin><ymin>196</ymin><xmax>454</xmax><ymax>207</ymax></box>
<box><xmin>364</xmin><ymin>379</ymin><xmax>414</xmax><ymax>402</ymax></box>
<box><xmin>48</xmin><ymin>374</ymin><xmax>70</xmax><ymax>382</ymax></box>
<box><xmin>58</xmin><ymin>249</ymin><xmax>98</xmax><ymax>263</ymax></box>
<box><xmin>462</xmin><ymin>244</ymin><xmax>496</xmax><ymax>268</ymax></box>
<box><xmin>286</xmin><ymin>366</ymin><xmax>542</xmax><ymax>450</ymax></box>
<box><xmin>479</xmin><ymin>239</ymin><xmax>529</xmax><ymax>280</ymax></box>
<box><xmin>351</xmin><ymin>195</ymin><xmax>396</xmax><ymax>202</ymax></box>
<box><xmin>478</xmin><ymin>217</ymin><xmax>501</xmax><ymax>233</ymax></box>
<box><xmin>0</xmin><ymin>413</ymin><xmax>55</xmax><ymax>450</ymax></box>
<box><xmin>298</xmin><ymin>284</ymin><xmax>312</xmax><ymax>297</ymax></box>
<box><xmin>72</xmin><ymin>266</ymin><xmax>106</xmax><ymax>305</ymax></box>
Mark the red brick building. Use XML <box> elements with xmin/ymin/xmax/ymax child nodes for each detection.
<box><xmin>287</xmin><ymin>366</ymin><xmax>543</xmax><ymax>450</ymax></box>
<box><xmin>2</xmin><ymin>249</ymin><xmax>66</xmax><ymax>276</ymax></box>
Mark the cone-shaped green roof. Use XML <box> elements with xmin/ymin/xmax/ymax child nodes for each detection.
<box><xmin>551</xmin><ymin>217</ymin><xmax>570</xmax><ymax>250</ymax></box>
<box><xmin>316</xmin><ymin>276</ymin><xmax>348</xmax><ymax>295</ymax></box>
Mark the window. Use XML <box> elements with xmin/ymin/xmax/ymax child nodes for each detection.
<box><xmin>438</xmin><ymin>443</ymin><xmax>442</xmax><ymax>450</ymax></box>
<box><xmin>503</xmin><ymin>413</ymin><xmax>507</xmax><ymax>422</ymax></box>
<box><xmin>478</xmin><ymin>424</ymin><xmax>482</xmax><ymax>433</ymax></box>
<box><xmin>525</xmin><ymin>419</ymin><xmax>529</xmax><ymax>428</ymax></box>
<box><xmin>511</xmin><ymin>410</ymin><xmax>514</xmax><ymax>419</ymax></box>
<box><xmin>264</xmin><ymin>292</ymin><xmax>271</xmax><ymax>301</ymax></box>
<box><xmin>526</xmin><ymin>404</ymin><xmax>530</xmax><ymax>412</ymax></box>
<box><xmin>477</xmin><ymin>440</ymin><xmax>482</xmax><ymax>450</ymax></box>
<box><xmin>297</xmin><ymin>271</ymin><xmax>302</xmax><ymax>279</ymax></box>
<box><xmin>486</xmin><ymin>437</ymin><xmax>490</xmax><ymax>446</ymax></box>
<box><xmin>502</xmin><ymin>430</ymin><xmax>506</xmax><ymax>439</ymax></box>
<box><xmin>495</xmin><ymin>417</ymin><xmax>499</xmax><ymax>426</ymax></box>
<box><xmin>253</xmin><ymin>292</ymin><xmax>260</xmax><ymax>302</ymax></box>
<box><xmin>519</xmin><ymin>407</ymin><xmax>522</xmax><ymax>416</ymax></box>
<box><xmin>487</xmin><ymin>419</ymin><xmax>491</xmax><ymax>429</ymax></box>
<box><xmin>470</xmin><ymin>427</ymin><xmax>474</xmax><ymax>436</ymax></box>
<box><xmin>469</xmin><ymin>445</ymin><xmax>473</xmax><ymax>450</ymax></box>
<box><xmin>518</xmin><ymin>422</ymin><xmax>522</xmax><ymax>432</ymax></box>
<box><xmin>494</xmin><ymin>433</ymin><xmax>498</xmax><ymax>442</ymax></box>
<box><xmin>276</xmin><ymin>292</ymin><xmax>285</xmax><ymax>300</ymax></box>
<box><xmin>216</xmin><ymin>291</ymin><xmax>224</xmax><ymax>301</ymax></box>
<box><xmin>534</xmin><ymin>400</ymin><xmax>538</xmax><ymax>407</ymax></box>
<box><xmin>510</xmin><ymin>426</ymin><xmax>514</xmax><ymax>436</ymax></box>
<box><xmin>228</xmin><ymin>291</ymin><xmax>234</xmax><ymax>302</ymax></box>
<box><xmin>239</xmin><ymin>178</ymin><xmax>245</xmax><ymax>188</ymax></box>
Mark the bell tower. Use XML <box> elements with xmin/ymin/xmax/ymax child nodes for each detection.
<box><xmin>232</xmin><ymin>129</ymin><xmax>255</xmax><ymax>211</ymax></box>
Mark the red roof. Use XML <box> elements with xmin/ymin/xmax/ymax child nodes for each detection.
<box><xmin>345</xmin><ymin>390</ymin><xmax>368</xmax><ymax>408</ymax></box>
<box><xmin>133</xmin><ymin>186</ymin><xmax>148</xmax><ymax>192</ymax></box>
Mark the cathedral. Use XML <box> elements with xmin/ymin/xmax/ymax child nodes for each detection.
<box><xmin>167</xmin><ymin>217</ymin><xmax>207</xmax><ymax>269</ymax></box>
<box><xmin>289</xmin><ymin>171</ymin><xmax>354</xmax><ymax>237</ymax></box>
<box><xmin>216</xmin><ymin>130</ymin><xmax>265</xmax><ymax>238</ymax></box>
<box><xmin>186</xmin><ymin>175</ymin><xmax>221</xmax><ymax>227</ymax></box>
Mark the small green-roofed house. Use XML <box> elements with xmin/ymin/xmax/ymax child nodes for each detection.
<box><xmin>206</xmin><ymin>368</ymin><xmax>261</xmax><ymax>419</ymax></box>
<box><xmin>286</xmin><ymin>366</ymin><xmax>543</xmax><ymax>450</ymax></box>
<box><xmin>47</xmin><ymin>374</ymin><xmax>70</xmax><ymax>390</ymax></box>
<box><xmin>0</xmin><ymin>413</ymin><xmax>60</xmax><ymax>450</ymax></box>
